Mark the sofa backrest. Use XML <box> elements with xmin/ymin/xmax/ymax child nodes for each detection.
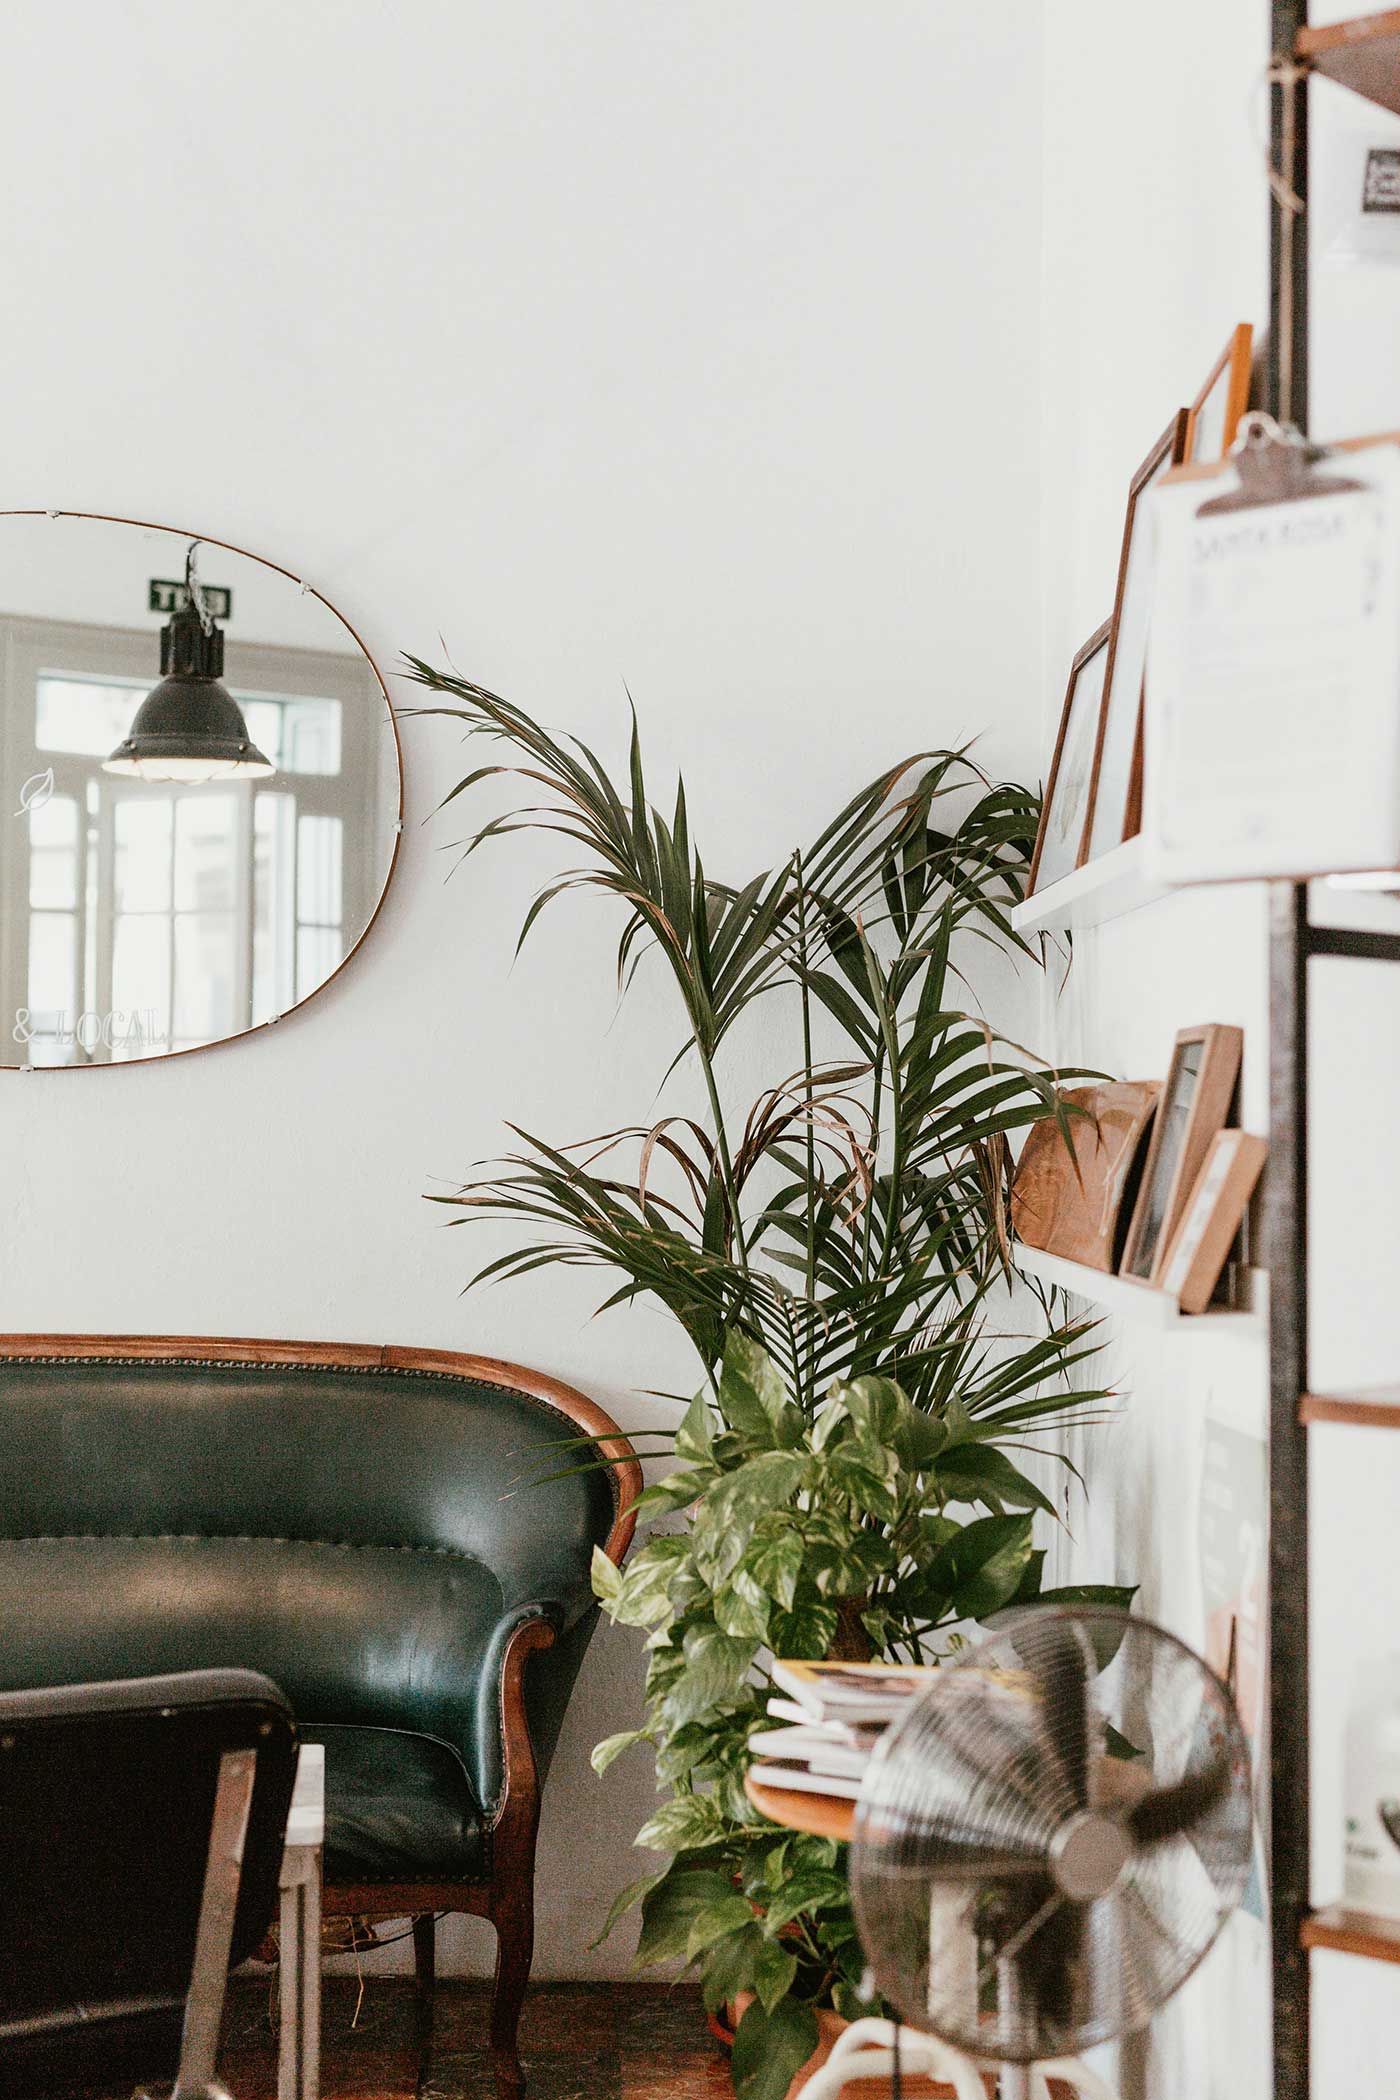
<box><xmin>0</xmin><ymin>1339</ymin><xmax>637</xmax><ymax>1760</ymax></box>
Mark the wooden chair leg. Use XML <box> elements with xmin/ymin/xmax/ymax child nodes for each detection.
<box><xmin>412</xmin><ymin>1912</ymin><xmax>436</xmax><ymax>2000</ymax></box>
<box><xmin>411</xmin><ymin>1910</ymin><xmax>436</xmax><ymax>2063</ymax></box>
<box><xmin>488</xmin><ymin>1885</ymin><xmax>534</xmax><ymax>2100</ymax></box>
<box><xmin>486</xmin><ymin>1615</ymin><xmax>552</xmax><ymax>2100</ymax></box>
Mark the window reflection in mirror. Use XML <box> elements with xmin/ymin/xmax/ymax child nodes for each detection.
<box><xmin>0</xmin><ymin>515</ymin><xmax>398</xmax><ymax>1067</ymax></box>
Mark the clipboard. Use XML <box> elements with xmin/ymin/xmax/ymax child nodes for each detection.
<box><xmin>1142</xmin><ymin>415</ymin><xmax>1400</xmax><ymax>886</ymax></box>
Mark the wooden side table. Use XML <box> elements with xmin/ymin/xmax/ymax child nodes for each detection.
<box><xmin>744</xmin><ymin>1772</ymin><xmax>855</xmax><ymax>1843</ymax></box>
<box><xmin>278</xmin><ymin>1743</ymin><xmax>324</xmax><ymax>2100</ymax></box>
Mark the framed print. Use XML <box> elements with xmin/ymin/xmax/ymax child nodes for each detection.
<box><xmin>1120</xmin><ymin>1023</ymin><xmax>1243</xmax><ymax>1287</ymax></box>
<box><xmin>1011</xmin><ymin>1079</ymin><xmax>1160</xmax><ymax>1272</ymax></box>
<box><xmin>1185</xmin><ymin>323</ymin><xmax>1254</xmax><ymax>465</ymax></box>
<box><xmin>1160</xmin><ymin>1129</ymin><xmax>1267</xmax><ymax>1313</ymax></box>
<box><xmin>1027</xmin><ymin>621</ymin><xmax>1111</xmax><ymax>895</ymax></box>
<box><xmin>1081</xmin><ymin>408</ymin><xmax>1190</xmax><ymax>864</ymax></box>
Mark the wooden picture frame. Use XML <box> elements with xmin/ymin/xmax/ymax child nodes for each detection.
<box><xmin>1080</xmin><ymin>409</ymin><xmax>1190</xmax><ymax>864</ymax></box>
<box><xmin>1159</xmin><ymin>1129</ymin><xmax>1268</xmax><ymax>1313</ymax></box>
<box><xmin>1120</xmin><ymin>1023</ymin><xmax>1243</xmax><ymax>1287</ymax></box>
<box><xmin>1010</xmin><ymin>1080</ymin><xmax>1160</xmax><ymax>1271</ymax></box>
<box><xmin>1027</xmin><ymin>621</ymin><xmax>1112</xmax><ymax>895</ymax></box>
<box><xmin>1185</xmin><ymin>323</ymin><xmax>1254</xmax><ymax>465</ymax></box>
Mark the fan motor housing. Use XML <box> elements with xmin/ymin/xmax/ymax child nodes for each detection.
<box><xmin>1050</xmin><ymin>1812</ymin><xmax>1133</xmax><ymax>1902</ymax></box>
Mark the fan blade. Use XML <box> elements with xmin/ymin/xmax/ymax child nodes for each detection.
<box><xmin>866</xmin><ymin>1853</ymin><xmax>1049</xmax><ymax>1886</ymax></box>
<box><xmin>970</xmin><ymin>1879</ymin><xmax>1084</xmax><ymax>2059</ymax></box>
<box><xmin>1034</xmin><ymin>1617</ymin><xmax>1092</xmax><ymax>1811</ymax></box>
<box><xmin>924</xmin><ymin>1872</ymin><xmax>1058</xmax><ymax>2046</ymax></box>
<box><xmin>902</xmin><ymin>1847</ymin><xmax>1050</xmax><ymax>1884</ymax></box>
<box><xmin>1011</xmin><ymin>1893</ymin><xmax>1084</xmax><ymax>2041</ymax></box>
<box><xmin>1125</xmin><ymin>1756</ymin><xmax>1228</xmax><ymax>1847</ymax></box>
<box><xmin>1120</xmin><ymin>1862</ymin><xmax>1201</xmax><ymax>1971</ymax></box>
<box><xmin>1082</xmin><ymin>1883</ymin><xmax>1177</xmax><ymax>2040</ymax></box>
<box><xmin>859</xmin><ymin>1806</ymin><xmax>1053</xmax><ymax>1883</ymax></box>
<box><xmin>1129</xmin><ymin>1819</ymin><xmax>1240</xmax><ymax>1963</ymax></box>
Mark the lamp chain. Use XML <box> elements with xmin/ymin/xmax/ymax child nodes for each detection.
<box><xmin>184</xmin><ymin>540</ymin><xmax>215</xmax><ymax>635</ymax></box>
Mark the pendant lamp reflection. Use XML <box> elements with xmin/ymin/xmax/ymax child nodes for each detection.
<box><xmin>103</xmin><ymin>543</ymin><xmax>274</xmax><ymax>783</ymax></box>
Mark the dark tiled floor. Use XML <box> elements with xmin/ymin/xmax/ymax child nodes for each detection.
<box><xmin>217</xmin><ymin>1978</ymin><xmax>733</xmax><ymax>2100</ymax></box>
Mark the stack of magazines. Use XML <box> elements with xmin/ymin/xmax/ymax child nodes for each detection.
<box><xmin>748</xmin><ymin>1658</ymin><xmax>939</xmax><ymax>1801</ymax></box>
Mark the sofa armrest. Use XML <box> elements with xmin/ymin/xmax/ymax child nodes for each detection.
<box><xmin>469</xmin><ymin>1606</ymin><xmax>561</xmax><ymax>1822</ymax></box>
<box><xmin>466</xmin><ymin>1439</ymin><xmax>637</xmax><ymax>1822</ymax></box>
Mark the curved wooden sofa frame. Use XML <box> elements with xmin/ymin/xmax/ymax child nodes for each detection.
<box><xmin>0</xmin><ymin>1334</ymin><xmax>642</xmax><ymax>2100</ymax></box>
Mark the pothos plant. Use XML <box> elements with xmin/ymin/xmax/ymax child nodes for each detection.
<box><xmin>404</xmin><ymin>663</ymin><xmax>1123</xmax><ymax>2100</ymax></box>
<box><xmin>591</xmin><ymin>1339</ymin><xmax>1131</xmax><ymax>2098</ymax></box>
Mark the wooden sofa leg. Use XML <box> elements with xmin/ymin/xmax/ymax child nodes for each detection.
<box><xmin>489</xmin><ymin>1885</ymin><xmax>534</xmax><ymax>2100</ymax></box>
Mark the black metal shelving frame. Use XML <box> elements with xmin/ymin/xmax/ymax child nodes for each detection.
<box><xmin>1265</xmin><ymin>9</ymin><xmax>1400</xmax><ymax>2097</ymax></box>
<box><xmin>1264</xmin><ymin>15</ymin><xmax>1310</xmax><ymax>2097</ymax></box>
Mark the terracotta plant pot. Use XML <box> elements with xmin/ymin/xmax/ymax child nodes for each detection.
<box><xmin>713</xmin><ymin>1995</ymin><xmax>1015</xmax><ymax>2098</ymax></box>
<box><xmin>713</xmin><ymin>1997</ymin><xmax>851</xmax><ymax>2100</ymax></box>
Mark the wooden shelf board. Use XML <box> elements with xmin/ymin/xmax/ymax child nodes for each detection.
<box><xmin>1303</xmin><ymin>1905</ymin><xmax>1400</xmax><ymax>1964</ymax></box>
<box><xmin>744</xmin><ymin>1772</ymin><xmax>854</xmax><ymax>1843</ymax></box>
<box><xmin>1013</xmin><ymin>1242</ymin><xmax>1266</xmax><ymax>1332</ymax></box>
<box><xmin>1301</xmin><ymin>1385</ymin><xmax>1400</xmax><ymax>1429</ymax></box>
<box><xmin>1010</xmin><ymin>838</ymin><xmax>1169</xmax><ymax>938</ymax></box>
<box><xmin>1298</xmin><ymin>11</ymin><xmax>1400</xmax><ymax>116</ymax></box>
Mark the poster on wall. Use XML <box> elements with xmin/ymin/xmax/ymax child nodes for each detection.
<box><xmin>1143</xmin><ymin>437</ymin><xmax>1400</xmax><ymax>884</ymax></box>
<box><xmin>1199</xmin><ymin>1417</ymin><xmax>1269</xmax><ymax>1917</ymax></box>
<box><xmin>1199</xmin><ymin>1409</ymin><xmax>1270</xmax><ymax>2100</ymax></box>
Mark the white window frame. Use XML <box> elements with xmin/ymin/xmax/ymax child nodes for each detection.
<box><xmin>0</xmin><ymin>613</ymin><xmax>378</xmax><ymax>1063</ymax></box>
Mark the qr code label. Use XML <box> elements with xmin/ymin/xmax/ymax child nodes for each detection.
<box><xmin>1363</xmin><ymin>148</ymin><xmax>1400</xmax><ymax>213</ymax></box>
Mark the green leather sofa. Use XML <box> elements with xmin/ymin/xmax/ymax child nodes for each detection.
<box><xmin>0</xmin><ymin>1334</ymin><xmax>640</xmax><ymax>2099</ymax></box>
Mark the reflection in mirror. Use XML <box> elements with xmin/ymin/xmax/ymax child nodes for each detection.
<box><xmin>0</xmin><ymin>514</ymin><xmax>399</xmax><ymax>1067</ymax></box>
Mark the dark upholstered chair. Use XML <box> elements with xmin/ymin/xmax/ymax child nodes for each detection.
<box><xmin>0</xmin><ymin>1336</ymin><xmax>640</xmax><ymax>2099</ymax></box>
<box><xmin>0</xmin><ymin>1666</ymin><xmax>297</xmax><ymax>2099</ymax></box>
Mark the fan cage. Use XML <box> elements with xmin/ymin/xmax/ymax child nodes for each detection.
<box><xmin>848</xmin><ymin>1606</ymin><xmax>1253</xmax><ymax>2065</ymax></box>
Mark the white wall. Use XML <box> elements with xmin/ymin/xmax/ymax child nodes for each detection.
<box><xmin>23</xmin><ymin>10</ymin><xmax>1392</xmax><ymax>2073</ymax></box>
<box><xmin>0</xmin><ymin>1</ymin><xmax>1046</xmax><ymax>1978</ymax></box>
<box><xmin>1041</xmin><ymin>7</ymin><xmax>1400</xmax><ymax>2098</ymax></box>
<box><xmin>1038</xmin><ymin>2</ymin><xmax>1272</xmax><ymax>2093</ymax></box>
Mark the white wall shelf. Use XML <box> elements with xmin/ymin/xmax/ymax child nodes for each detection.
<box><xmin>1303</xmin><ymin>1905</ymin><xmax>1400</xmax><ymax>1966</ymax></box>
<box><xmin>1014</xmin><ymin>1240</ymin><xmax>1267</xmax><ymax>1332</ymax></box>
<box><xmin>1296</xmin><ymin>11</ymin><xmax>1400</xmax><ymax>117</ymax></box>
<box><xmin>1011</xmin><ymin>837</ymin><xmax>1169</xmax><ymax>939</ymax></box>
<box><xmin>1300</xmin><ymin>1386</ymin><xmax>1400</xmax><ymax>1430</ymax></box>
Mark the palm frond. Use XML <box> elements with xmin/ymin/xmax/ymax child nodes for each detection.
<box><xmin>408</xmin><ymin>665</ymin><xmax>1105</xmax><ymax>1435</ymax></box>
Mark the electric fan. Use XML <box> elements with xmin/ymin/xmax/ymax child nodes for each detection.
<box><xmin>841</xmin><ymin>1606</ymin><xmax>1253</xmax><ymax>2100</ymax></box>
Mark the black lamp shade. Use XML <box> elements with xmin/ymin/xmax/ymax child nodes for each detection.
<box><xmin>103</xmin><ymin>604</ymin><xmax>274</xmax><ymax>782</ymax></box>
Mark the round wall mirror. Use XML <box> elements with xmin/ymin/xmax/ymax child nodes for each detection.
<box><xmin>0</xmin><ymin>512</ymin><xmax>399</xmax><ymax>1068</ymax></box>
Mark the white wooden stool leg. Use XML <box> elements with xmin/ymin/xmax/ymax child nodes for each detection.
<box><xmin>278</xmin><ymin>1874</ymin><xmax>301</xmax><ymax>2100</ymax></box>
<box><xmin>797</xmin><ymin>2018</ymin><xmax>985</xmax><ymax>2100</ymax></box>
<box><xmin>1031</xmin><ymin>2058</ymin><xmax>1118</xmax><ymax>2100</ymax></box>
<box><xmin>277</xmin><ymin>1745</ymin><xmax>324</xmax><ymax>2100</ymax></box>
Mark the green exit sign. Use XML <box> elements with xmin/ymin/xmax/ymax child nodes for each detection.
<box><xmin>149</xmin><ymin>578</ymin><xmax>233</xmax><ymax>620</ymax></box>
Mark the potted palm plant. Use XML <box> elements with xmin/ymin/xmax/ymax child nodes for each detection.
<box><xmin>406</xmin><ymin>664</ymin><xmax>1122</xmax><ymax>2100</ymax></box>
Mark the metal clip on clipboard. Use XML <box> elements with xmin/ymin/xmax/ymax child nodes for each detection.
<box><xmin>1195</xmin><ymin>411</ymin><xmax>1363</xmax><ymax>516</ymax></box>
